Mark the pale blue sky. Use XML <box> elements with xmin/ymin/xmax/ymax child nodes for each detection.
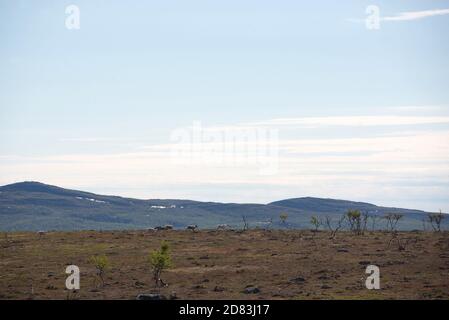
<box><xmin>1</xmin><ymin>1</ymin><xmax>449</xmax><ymax>211</ymax></box>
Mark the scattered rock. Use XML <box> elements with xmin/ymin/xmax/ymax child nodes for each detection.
<box><xmin>193</xmin><ymin>284</ymin><xmax>206</xmax><ymax>289</ymax></box>
<box><xmin>321</xmin><ymin>285</ymin><xmax>332</xmax><ymax>289</ymax></box>
<box><xmin>290</xmin><ymin>276</ymin><xmax>306</xmax><ymax>283</ymax></box>
<box><xmin>136</xmin><ymin>293</ymin><xmax>167</xmax><ymax>300</ymax></box>
<box><xmin>337</xmin><ymin>248</ymin><xmax>349</xmax><ymax>253</ymax></box>
<box><xmin>244</xmin><ymin>287</ymin><xmax>260</xmax><ymax>294</ymax></box>
<box><xmin>213</xmin><ymin>286</ymin><xmax>225</xmax><ymax>292</ymax></box>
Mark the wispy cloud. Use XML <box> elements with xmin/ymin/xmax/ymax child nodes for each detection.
<box><xmin>245</xmin><ymin>116</ymin><xmax>449</xmax><ymax>128</ymax></box>
<box><xmin>388</xmin><ymin>105</ymin><xmax>447</xmax><ymax>112</ymax></box>
<box><xmin>2</xmin><ymin>114</ymin><xmax>449</xmax><ymax>210</ymax></box>
<box><xmin>162</xmin><ymin>115</ymin><xmax>449</xmax><ymax>133</ymax></box>
<box><xmin>347</xmin><ymin>8</ymin><xmax>449</xmax><ymax>24</ymax></box>
<box><xmin>382</xmin><ymin>8</ymin><xmax>449</xmax><ymax>21</ymax></box>
<box><xmin>58</xmin><ymin>137</ymin><xmax>137</xmax><ymax>143</ymax></box>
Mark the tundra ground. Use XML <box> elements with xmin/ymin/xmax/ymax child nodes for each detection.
<box><xmin>0</xmin><ymin>230</ymin><xmax>448</xmax><ymax>299</ymax></box>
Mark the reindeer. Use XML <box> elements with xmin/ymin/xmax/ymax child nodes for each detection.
<box><xmin>186</xmin><ymin>224</ymin><xmax>198</xmax><ymax>232</ymax></box>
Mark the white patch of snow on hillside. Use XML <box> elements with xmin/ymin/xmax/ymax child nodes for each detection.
<box><xmin>75</xmin><ymin>196</ymin><xmax>107</xmax><ymax>204</ymax></box>
<box><xmin>150</xmin><ymin>204</ymin><xmax>180</xmax><ymax>209</ymax></box>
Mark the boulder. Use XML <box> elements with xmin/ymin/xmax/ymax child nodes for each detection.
<box><xmin>243</xmin><ymin>287</ymin><xmax>260</xmax><ymax>294</ymax></box>
<box><xmin>136</xmin><ymin>293</ymin><xmax>167</xmax><ymax>300</ymax></box>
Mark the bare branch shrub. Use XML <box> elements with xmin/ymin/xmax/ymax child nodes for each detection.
<box><xmin>324</xmin><ymin>215</ymin><xmax>346</xmax><ymax>239</ymax></box>
<box><xmin>265</xmin><ymin>217</ymin><xmax>273</xmax><ymax>230</ymax></box>
<box><xmin>428</xmin><ymin>210</ymin><xmax>445</xmax><ymax>232</ymax></box>
<box><xmin>388</xmin><ymin>233</ymin><xmax>418</xmax><ymax>251</ymax></box>
<box><xmin>421</xmin><ymin>218</ymin><xmax>427</xmax><ymax>231</ymax></box>
<box><xmin>369</xmin><ymin>214</ymin><xmax>381</xmax><ymax>231</ymax></box>
<box><xmin>384</xmin><ymin>213</ymin><xmax>403</xmax><ymax>233</ymax></box>
<box><xmin>241</xmin><ymin>215</ymin><xmax>249</xmax><ymax>231</ymax></box>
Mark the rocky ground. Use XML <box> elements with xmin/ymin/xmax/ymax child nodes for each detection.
<box><xmin>1</xmin><ymin>229</ymin><xmax>448</xmax><ymax>299</ymax></box>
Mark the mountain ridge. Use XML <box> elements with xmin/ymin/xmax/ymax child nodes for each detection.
<box><xmin>0</xmin><ymin>181</ymin><xmax>445</xmax><ymax>231</ymax></box>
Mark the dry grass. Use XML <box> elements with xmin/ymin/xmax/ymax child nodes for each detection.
<box><xmin>0</xmin><ymin>230</ymin><xmax>448</xmax><ymax>300</ymax></box>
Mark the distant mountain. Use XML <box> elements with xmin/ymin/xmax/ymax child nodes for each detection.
<box><xmin>0</xmin><ymin>181</ymin><xmax>445</xmax><ymax>231</ymax></box>
<box><xmin>268</xmin><ymin>197</ymin><xmax>429</xmax><ymax>221</ymax></box>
